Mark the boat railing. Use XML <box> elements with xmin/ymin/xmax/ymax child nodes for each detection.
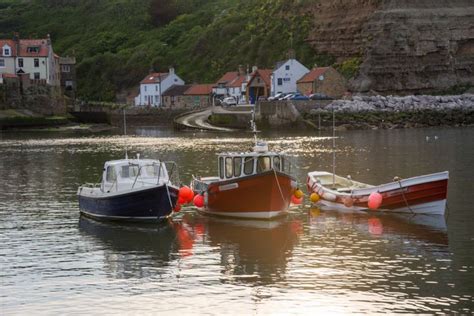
<box><xmin>129</xmin><ymin>161</ymin><xmax>180</xmax><ymax>189</ymax></box>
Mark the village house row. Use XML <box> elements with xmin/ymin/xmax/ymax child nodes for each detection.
<box><xmin>134</xmin><ymin>59</ymin><xmax>347</xmax><ymax>108</ymax></box>
<box><xmin>1</xmin><ymin>34</ymin><xmax>347</xmax><ymax>107</ymax></box>
<box><xmin>0</xmin><ymin>33</ymin><xmax>76</xmax><ymax>96</ymax></box>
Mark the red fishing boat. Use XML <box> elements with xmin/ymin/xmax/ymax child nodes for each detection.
<box><xmin>307</xmin><ymin>171</ymin><xmax>449</xmax><ymax>215</ymax></box>
<box><xmin>191</xmin><ymin>142</ymin><xmax>298</xmax><ymax>219</ymax></box>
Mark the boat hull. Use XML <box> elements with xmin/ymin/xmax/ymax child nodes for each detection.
<box><xmin>78</xmin><ymin>185</ymin><xmax>179</xmax><ymax>221</ymax></box>
<box><xmin>307</xmin><ymin>171</ymin><xmax>449</xmax><ymax>215</ymax></box>
<box><xmin>196</xmin><ymin>171</ymin><xmax>297</xmax><ymax>219</ymax></box>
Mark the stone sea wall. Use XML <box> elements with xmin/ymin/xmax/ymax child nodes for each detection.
<box><xmin>306</xmin><ymin>94</ymin><xmax>474</xmax><ymax>130</ymax></box>
<box><xmin>318</xmin><ymin>94</ymin><xmax>474</xmax><ymax>113</ymax></box>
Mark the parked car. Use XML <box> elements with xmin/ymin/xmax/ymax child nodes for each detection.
<box><xmin>309</xmin><ymin>93</ymin><xmax>334</xmax><ymax>100</ymax></box>
<box><xmin>281</xmin><ymin>93</ymin><xmax>295</xmax><ymax>100</ymax></box>
<box><xmin>291</xmin><ymin>94</ymin><xmax>310</xmax><ymax>100</ymax></box>
<box><xmin>222</xmin><ymin>96</ymin><xmax>237</xmax><ymax>106</ymax></box>
<box><xmin>268</xmin><ymin>93</ymin><xmax>286</xmax><ymax>101</ymax></box>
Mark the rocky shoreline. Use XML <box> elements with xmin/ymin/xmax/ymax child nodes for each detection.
<box><xmin>304</xmin><ymin>94</ymin><xmax>474</xmax><ymax>130</ymax></box>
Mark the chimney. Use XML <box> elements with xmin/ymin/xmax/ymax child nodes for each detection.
<box><xmin>13</xmin><ymin>32</ymin><xmax>19</xmax><ymax>43</ymax></box>
<box><xmin>169</xmin><ymin>66</ymin><xmax>175</xmax><ymax>75</ymax></box>
<box><xmin>13</xmin><ymin>32</ymin><xmax>20</xmax><ymax>56</ymax></box>
<box><xmin>287</xmin><ymin>48</ymin><xmax>296</xmax><ymax>60</ymax></box>
<box><xmin>238</xmin><ymin>65</ymin><xmax>245</xmax><ymax>76</ymax></box>
<box><xmin>47</xmin><ymin>33</ymin><xmax>51</xmax><ymax>45</ymax></box>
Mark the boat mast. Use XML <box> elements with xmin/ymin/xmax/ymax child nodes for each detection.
<box><xmin>123</xmin><ymin>108</ymin><xmax>128</xmax><ymax>160</ymax></box>
<box><xmin>332</xmin><ymin>107</ymin><xmax>336</xmax><ymax>187</ymax></box>
<box><xmin>251</xmin><ymin>105</ymin><xmax>258</xmax><ymax>146</ymax></box>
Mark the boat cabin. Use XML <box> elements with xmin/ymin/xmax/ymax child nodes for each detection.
<box><xmin>217</xmin><ymin>152</ymin><xmax>290</xmax><ymax>180</ymax></box>
<box><xmin>101</xmin><ymin>159</ymin><xmax>170</xmax><ymax>192</ymax></box>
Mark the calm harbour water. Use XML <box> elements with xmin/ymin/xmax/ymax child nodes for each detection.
<box><xmin>0</xmin><ymin>127</ymin><xmax>473</xmax><ymax>314</ymax></box>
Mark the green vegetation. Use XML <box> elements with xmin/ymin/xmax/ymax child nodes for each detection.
<box><xmin>0</xmin><ymin>0</ymin><xmax>334</xmax><ymax>102</ymax></box>
<box><xmin>337</xmin><ymin>57</ymin><xmax>362</xmax><ymax>79</ymax></box>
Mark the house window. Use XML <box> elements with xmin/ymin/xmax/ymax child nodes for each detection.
<box><xmin>65</xmin><ymin>80</ymin><xmax>73</xmax><ymax>88</ymax></box>
<box><xmin>285</xmin><ymin>65</ymin><xmax>290</xmax><ymax>70</ymax></box>
<box><xmin>4</xmin><ymin>48</ymin><xmax>10</xmax><ymax>56</ymax></box>
<box><xmin>27</xmin><ymin>47</ymin><xmax>40</xmax><ymax>53</ymax></box>
<box><xmin>34</xmin><ymin>58</ymin><xmax>39</xmax><ymax>67</ymax></box>
<box><xmin>61</xmin><ymin>65</ymin><xmax>70</xmax><ymax>72</ymax></box>
<box><xmin>155</xmin><ymin>86</ymin><xmax>158</xmax><ymax>92</ymax></box>
<box><xmin>277</xmin><ymin>78</ymin><xmax>283</xmax><ymax>86</ymax></box>
<box><xmin>144</xmin><ymin>86</ymin><xmax>147</xmax><ymax>92</ymax></box>
<box><xmin>155</xmin><ymin>96</ymin><xmax>159</xmax><ymax>103</ymax></box>
<box><xmin>18</xmin><ymin>58</ymin><xmax>23</xmax><ymax>67</ymax></box>
<box><xmin>34</xmin><ymin>72</ymin><xmax>40</xmax><ymax>80</ymax></box>
<box><xmin>0</xmin><ymin>59</ymin><xmax>4</xmax><ymax>67</ymax></box>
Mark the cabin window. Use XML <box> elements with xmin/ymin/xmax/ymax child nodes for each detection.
<box><xmin>225</xmin><ymin>157</ymin><xmax>233</xmax><ymax>178</ymax></box>
<box><xmin>282</xmin><ymin>157</ymin><xmax>290</xmax><ymax>173</ymax></box>
<box><xmin>121</xmin><ymin>165</ymin><xmax>139</xmax><ymax>178</ymax></box>
<box><xmin>219</xmin><ymin>157</ymin><xmax>224</xmax><ymax>179</ymax></box>
<box><xmin>273</xmin><ymin>156</ymin><xmax>281</xmax><ymax>171</ymax></box>
<box><xmin>257</xmin><ymin>156</ymin><xmax>271</xmax><ymax>173</ymax></box>
<box><xmin>106</xmin><ymin>166</ymin><xmax>117</xmax><ymax>182</ymax></box>
<box><xmin>233</xmin><ymin>157</ymin><xmax>242</xmax><ymax>177</ymax></box>
<box><xmin>244</xmin><ymin>157</ymin><xmax>254</xmax><ymax>175</ymax></box>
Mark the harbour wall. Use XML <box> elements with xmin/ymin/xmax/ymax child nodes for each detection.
<box><xmin>256</xmin><ymin>94</ymin><xmax>474</xmax><ymax>130</ymax></box>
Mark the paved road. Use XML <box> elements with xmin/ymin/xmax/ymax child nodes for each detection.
<box><xmin>175</xmin><ymin>106</ymin><xmax>252</xmax><ymax>132</ymax></box>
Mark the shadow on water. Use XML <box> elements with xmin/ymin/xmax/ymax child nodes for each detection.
<box><xmin>308</xmin><ymin>207</ymin><xmax>448</xmax><ymax>245</ymax></box>
<box><xmin>187</xmin><ymin>214</ymin><xmax>303</xmax><ymax>285</ymax></box>
<box><xmin>78</xmin><ymin>216</ymin><xmax>180</xmax><ymax>279</ymax></box>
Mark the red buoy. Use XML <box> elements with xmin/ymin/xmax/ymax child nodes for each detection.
<box><xmin>368</xmin><ymin>192</ymin><xmax>383</xmax><ymax>210</ymax></box>
<box><xmin>193</xmin><ymin>194</ymin><xmax>204</xmax><ymax>208</ymax></box>
<box><xmin>179</xmin><ymin>186</ymin><xmax>194</xmax><ymax>204</ymax></box>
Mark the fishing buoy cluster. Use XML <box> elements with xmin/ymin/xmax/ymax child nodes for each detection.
<box><xmin>193</xmin><ymin>194</ymin><xmax>204</xmax><ymax>208</ymax></box>
<box><xmin>368</xmin><ymin>192</ymin><xmax>383</xmax><ymax>210</ymax></box>
<box><xmin>292</xmin><ymin>189</ymin><xmax>304</xmax><ymax>205</ymax></box>
<box><xmin>174</xmin><ymin>186</ymin><xmax>195</xmax><ymax>212</ymax></box>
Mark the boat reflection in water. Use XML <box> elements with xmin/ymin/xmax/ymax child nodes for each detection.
<box><xmin>190</xmin><ymin>215</ymin><xmax>303</xmax><ymax>285</ymax></box>
<box><xmin>79</xmin><ymin>216</ymin><xmax>182</xmax><ymax>279</ymax></box>
<box><xmin>308</xmin><ymin>207</ymin><xmax>447</xmax><ymax>245</ymax></box>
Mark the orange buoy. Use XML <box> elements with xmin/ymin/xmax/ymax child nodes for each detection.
<box><xmin>310</xmin><ymin>192</ymin><xmax>320</xmax><ymax>203</ymax></box>
<box><xmin>294</xmin><ymin>189</ymin><xmax>304</xmax><ymax>199</ymax></box>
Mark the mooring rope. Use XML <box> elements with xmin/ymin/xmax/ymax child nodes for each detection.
<box><xmin>273</xmin><ymin>168</ymin><xmax>287</xmax><ymax>203</ymax></box>
<box><xmin>397</xmin><ymin>180</ymin><xmax>414</xmax><ymax>214</ymax></box>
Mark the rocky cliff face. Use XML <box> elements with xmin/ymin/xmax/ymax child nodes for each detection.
<box><xmin>306</xmin><ymin>0</ymin><xmax>474</xmax><ymax>94</ymax></box>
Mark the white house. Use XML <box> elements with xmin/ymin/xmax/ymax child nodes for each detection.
<box><xmin>270</xmin><ymin>59</ymin><xmax>309</xmax><ymax>96</ymax></box>
<box><xmin>0</xmin><ymin>34</ymin><xmax>60</xmax><ymax>86</ymax></box>
<box><xmin>135</xmin><ymin>67</ymin><xmax>185</xmax><ymax>106</ymax></box>
<box><xmin>212</xmin><ymin>66</ymin><xmax>251</xmax><ymax>103</ymax></box>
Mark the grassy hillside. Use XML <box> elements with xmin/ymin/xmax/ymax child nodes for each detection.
<box><xmin>0</xmin><ymin>0</ymin><xmax>332</xmax><ymax>101</ymax></box>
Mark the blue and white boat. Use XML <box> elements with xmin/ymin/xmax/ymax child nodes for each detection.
<box><xmin>77</xmin><ymin>156</ymin><xmax>180</xmax><ymax>221</ymax></box>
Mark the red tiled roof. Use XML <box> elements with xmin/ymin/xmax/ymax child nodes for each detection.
<box><xmin>247</xmin><ymin>69</ymin><xmax>272</xmax><ymax>87</ymax></box>
<box><xmin>184</xmin><ymin>84</ymin><xmax>214</xmax><ymax>95</ymax></box>
<box><xmin>140</xmin><ymin>72</ymin><xmax>168</xmax><ymax>84</ymax></box>
<box><xmin>0</xmin><ymin>39</ymin><xmax>17</xmax><ymax>56</ymax></box>
<box><xmin>228</xmin><ymin>75</ymin><xmax>246</xmax><ymax>88</ymax></box>
<box><xmin>297</xmin><ymin>67</ymin><xmax>330</xmax><ymax>83</ymax></box>
<box><xmin>1</xmin><ymin>73</ymin><xmax>18</xmax><ymax>78</ymax></box>
<box><xmin>18</xmin><ymin>39</ymin><xmax>50</xmax><ymax>57</ymax></box>
<box><xmin>216</xmin><ymin>71</ymin><xmax>239</xmax><ymax>84</ymax></box>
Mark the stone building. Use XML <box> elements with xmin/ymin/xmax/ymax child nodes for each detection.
<box><xmin>183</xmin><ymin>84</ymin><xmax>214</xmax><ymax>108</ymax></box>
<box><xmin>162</xmin><ymin>84</ymin><xmax>191</xmax><ymax>109</ymax></box>
<box><xmin>297</xmin><ymin>67</ymin><xmax>346</xmax><ymax>98</ymax></box>
<box><xmin>59</xmin><ymin>56</ymin><xmax>76</xmax><ymax>97</ymax></box>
